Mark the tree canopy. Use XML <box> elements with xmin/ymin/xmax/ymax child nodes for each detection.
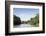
<box><xmin>13</xmin><ymin>15</ymin><xmax>21</xmax><ymax>25</ymax></box>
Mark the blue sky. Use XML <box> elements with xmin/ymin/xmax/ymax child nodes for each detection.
<box><xmin>13</xmin><ymin>8</ymin><xmax>39</xmax><ymax>21</ymax></box>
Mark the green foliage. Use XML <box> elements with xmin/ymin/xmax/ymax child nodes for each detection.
<box><xmin>25</xmin><ymin>13</ymin><xmax>39</xmax><ymax>26</ymax></box>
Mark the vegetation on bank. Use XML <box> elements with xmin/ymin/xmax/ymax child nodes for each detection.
<box><xmin>25</xmin><ymin>14</ymin><xmax>39</xmax><ymax>26</ymax></box>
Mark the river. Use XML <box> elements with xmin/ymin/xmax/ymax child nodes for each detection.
<box><xmin>14</xmin><ymin>24</ymin><xmax>33</xmax><ymax>28</ymax></box>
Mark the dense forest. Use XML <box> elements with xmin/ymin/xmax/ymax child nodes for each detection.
<box><xmin>14</xmin><ymin>13</ymin><xmax>39</xmax><ymax>26</ymax></box>
<box><xmin>25</xmin><ymin>14</ymin><xmax>39</xmax><ymax>26</ymax></box>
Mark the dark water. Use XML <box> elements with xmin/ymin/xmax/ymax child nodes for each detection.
<box><xmin>14</xmin><ymin>24</ymin><xmax>33</xmax><ymax>28</ymax></box>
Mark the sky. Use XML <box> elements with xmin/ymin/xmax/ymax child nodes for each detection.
<box><xmin>13</xmin><ymin>8</ymin><xmax>39</xmax><ymax>21</ymax></box>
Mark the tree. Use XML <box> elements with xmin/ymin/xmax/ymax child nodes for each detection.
<box><xmin>13</xmin><ymin>15</ymin><xmax>21</xmax><ymax>25</ymax></box>
<box><xmin>25</xmin><ymin>13</ymin><xmax>39</xmax><ymax>26</ymax></box>
<box><xmin>30</xmin><ymin>13</ymin><xmax>39</xmax><ymax>25</ymax></box>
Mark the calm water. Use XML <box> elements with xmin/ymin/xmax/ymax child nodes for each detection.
<box><xmin>14</xmin><ymin>24</ymin><xmax>33</xmax><ymax>28</ymax></box>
